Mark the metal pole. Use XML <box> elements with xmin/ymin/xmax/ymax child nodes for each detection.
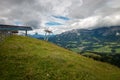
<box><xmin>44</xmin><ymin>32</ymin><xmax>47</xmax><ymax>40</ymax></box>
<box><xmin>25</xmin><ymin>30</ymin><xmax>27</xmax><ymax>36</ymax></box>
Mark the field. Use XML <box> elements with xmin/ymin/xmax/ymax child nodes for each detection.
<box><xmin>67</xmin><ymin>41</ymin><xmax>120</xmax><ymax>54</ymax></box>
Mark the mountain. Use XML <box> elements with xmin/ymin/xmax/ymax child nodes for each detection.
<box><xmin>50</xmin><ymin>26</ymin><xmax>120</xmax><ymax>53</ymax></box>
<box><xmin>0</xmin><ymin>35</ymin><xmax>120</xmax><ymax>80</ymax></box>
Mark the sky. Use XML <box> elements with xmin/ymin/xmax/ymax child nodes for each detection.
<box><xmin>0</xmin><ymin>0</ymin><xmax>120</xmax><ymax>34</ymax></box>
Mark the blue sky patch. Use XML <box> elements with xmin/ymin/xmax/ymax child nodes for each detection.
<box><xmin>53</xmin><ymin>15</ymin><xmax>70</xmax><ymax>21</ymax></box>
<box><xmin>45</xmin><ymin>21</ymin><xmax>63</xmax><ymax>26</ymax></box>
<box><xmin>14</xmin><ymin>21</ymin><xmax>23</xmax><ymax>26</ymax></box>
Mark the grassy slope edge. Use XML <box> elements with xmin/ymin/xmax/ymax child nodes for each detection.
<box><xmin>0</xmin><ymin>35</ymin><xmax>120</xmax><ymax>80</ymax></box>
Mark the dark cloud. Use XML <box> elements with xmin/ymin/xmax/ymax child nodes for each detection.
<box><xmin>25</xmin><ymin>20</ymin><xmax>41</xmax><ymax>29</ymax></box>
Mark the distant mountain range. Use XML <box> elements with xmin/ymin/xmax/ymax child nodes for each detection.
<box><xmin>49</xmin><ymin>26</ymin><xmax>120</xmax><ymax>53</ymax></box>
<box><xmin>29</xmin><ymin>33</ymin><xmax>55</xmax><ymax>40</ymax></box>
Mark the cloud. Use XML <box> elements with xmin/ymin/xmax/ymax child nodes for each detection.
<box><xmin>66</xmin><ymin>14</ymin><xmax>120</xmax><ymax>30</ymax></box>
<box><xmin>0</xmin><ymin>0</ymin><xmax>120</xmax><ymax>34</ymax></box>
<box><xmin>25</xmin><ymin>20</ymin><xmax>41</xmax><ymax>29</ymax></box>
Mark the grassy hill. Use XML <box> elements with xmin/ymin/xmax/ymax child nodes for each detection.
<box><xmin>0</xmin><ymin>36</ymin><xmax>120</xmax><ymax>80</ymax></box>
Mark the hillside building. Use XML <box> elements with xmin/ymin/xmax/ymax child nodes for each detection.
<box><xmin>0</xmin><ymin>24</ymin><xmax>32</xmax><ymax>41</ymax></box>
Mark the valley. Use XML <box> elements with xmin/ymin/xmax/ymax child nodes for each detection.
<box><xmin>49</xmin><ymin>26</ymin><xmax>120</xmax><ymax>67</ymax></box>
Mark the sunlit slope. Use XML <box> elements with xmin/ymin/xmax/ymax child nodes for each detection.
<box><xmin>0</xmin><ymin>36</ymin><xmax>120</xmax><ymax>80</ymax></box>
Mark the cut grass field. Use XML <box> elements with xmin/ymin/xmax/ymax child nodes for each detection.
<box><xmin>0</xmin><ymin>35</ymin><xmax>120</xmax><ymax>80</ymax></box>
<box><xmin>93</xmin><ymin>46</ymin><xmax>112</xmax><ymax>53</ymax></box>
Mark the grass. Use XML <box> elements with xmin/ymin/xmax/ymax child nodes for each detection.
<box><xmin>93</xmin><ymin>46</ymin><xmax>112</xmax><ymax>53</ymax></box>
<box><xmin>70</xmin><ymin>48</ymin><xmax>81</xmax><ymax>53</ymax></box>
<box><xmin>116</xmin><ymin>48</ymin><xmax>120</xmax><ymax>53</ymax></box>
<box><xmin>0</xmin><ymin>35</ymin><xmax>120</xmax><ymax>80</ymax></box>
